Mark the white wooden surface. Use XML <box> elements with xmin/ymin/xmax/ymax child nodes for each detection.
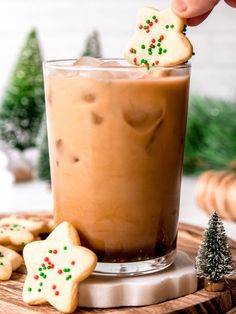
<box><xmin>0</xmin><ymin>0</ymin><xmax>236</xmax><ymax>100</ymax></box>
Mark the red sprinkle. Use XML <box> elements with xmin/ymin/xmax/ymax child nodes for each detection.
<box><xmin>71</xmin><ymin>261</ymin><xmax>75</xmax><ymax>266</ymax></box>
<box><xmin>53</xmin><ymin>250</ymin><xmax>58</xmax><ymax>255</ymax></box>
<box><xmin>155</xmin><ymin>18</ymin><xmax>158</xmax><ymax>23</ymax></box>
<box><xmin>160</xmin><ymin>35</ymin><xmax>164</xmax><ymax>40</ymax></box>
<box><xmin>155</xmin><ymin>60</ymin><xmax>159</xmax><ymax>65</ymax></box>
<box><xmin>146</xmin><ymin>63</ymin><xmax>150</xmax><ymax>67</ymax></box>
<box><xmin>52</xmin><ymin>285</ymin><xmax>56</xmax><ymax>290</ymax></box>
<box><xmin>151</xmin><ymin>39</ymin><xmax>156</xmax><ymax>43</ymax></box>
<box><xmin>58</xmin><ymin>269</ymin><xmax>63</xmax><ymax>275</ymax></box>
<box><xmin>130</xmin><ymin>48</ymin><xmax>134</xmax><ymax>53</ymax></box>
<box><xmin>41</xmin><ymin>263</ymin><xmax>45</xmax><ymax>267</ymax></box>
<box><xmin>55</xmin><ymin>291</ymin><xmax>60</xmax><ymax>296</ymax></box>
<box><xmin>44</xmin><ymin>257</ymin><xmax>49</xmax><ymax>262</ymax></box>
<box><xmin>146</xmin><ymin>29</ymin><xmax>150</xmax><ymax>33</ymax></box>
<box><xmin>50</xmin><ymin>264</ymin><xmax>55</xmax><ymax>269</ymax></box>
<box><xmin>149</xmin><ymin>22</ymin><xmax>153</xmax><ymax>26</ymax></box>
<box><xmin>139</xmin><ymin>24</ymin><xmax>143</xmax><ymax>29</ymax></box>
<box><xmin>133</xmin><ymin>57</ymin><xmax>137</xmax><ymax>63</ymax></box>
<box><xmin>34</xmin><ymin>275</ymin><xmax>39</xmax><ymax>280</ymax></box>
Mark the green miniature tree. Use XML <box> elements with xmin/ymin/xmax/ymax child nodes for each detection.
<box><xmin>184</xmin><ymin>96</ymin><xmax>236</xmax><ymax>174</ymax></box>
<box><xmin>196</xmin><ymin>212</ymin><xmax>234</xmax><ymax>288</ymax></box>
<box><xmin>0</xmin><ymin>29</ymin><xmax>44</xmax><ymax>151</ymax></box>
<box><xmin>82</xmin><ymin>31</ymin><xmax>102</xmax><ymax>58</ymax></box>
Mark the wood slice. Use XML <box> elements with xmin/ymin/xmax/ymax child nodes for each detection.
<box><xmin>0</xmin><ymin>213</ymin><xmax>235</xmax><ymax>314</ymax></box>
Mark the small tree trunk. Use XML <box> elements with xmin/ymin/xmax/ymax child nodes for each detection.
<box><xmin>204</xmin><ymin>278</ymin><xmax>225</xmax><ymax>292</ymax></box>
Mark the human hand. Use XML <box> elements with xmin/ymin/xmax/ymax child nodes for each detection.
<box><xmin>171</xmin><ymin>0</ymin><xmax>236</xmax><ymax>26</ymax></box>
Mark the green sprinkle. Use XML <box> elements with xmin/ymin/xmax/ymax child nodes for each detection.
<box><xmin>40</xmin><ymin>272</ymin><xmax>44</xmax><ymax>277</ymax></box>
<box><xmin>43</xmin><ymin>266</ymin><xmax>47</xmax><ymax>270</ymax></box>
<box><xmin>157</xmin><ymin>43</ymin><xmax>161</xmax><ymax>47</ymax></box>
<box><xmin>28</xmin><ymin>287</ymin><xmax>32</xmax><ymax>292</ymax></box>
<box><xmin>0</xmin><ymin>262</ymin><xmax>4</xmax><ymax>266</ymax></box>
<box><xmin>144</xmin><ymin>25</ymin><xmax>147</xmax><ymax>30</ymax></box>
<box><xmin>147</xmin><ymin>66</ymin><xmax>150</xmax><ymax>70</ymax></box>
<box><xmin>10</xmin><ymin>228</ymin><xmax>14</xmax><ymax>231</ymax></box>
<box><xmin>49</xmin><ymin>250</ymin><xmax>53</xmax><ymax>254</ymax></box>
<box><xmin>43</xmin><ymin>274</ymin><xmax>47</xmax><ymax>279</ymax></box>
<box><xmin>152</xmin><ymin>63</ymin><xmax>155</xmax><ymax>67</ymax></box>
<box><xmin>63</xmin><ymin>268</ymin><xmax>71</xmax><ymax>272</ymax></box>
<box><xmin>0</xmin><ymin>253</ymin><xmax>4</xmax><ymax>258</ymax></box>
<box><xmin>148</xmin><ymin>48</ymin><xmax>152</xmax><ymax>52</ymax></box>
<box><xmin>47</xmin><ymin>266</ymin><xmax>51</xmax><ymax>269</ymax></box>
<box><xmin>170</xmin><ymin>24</ymin><xmax>174</xmax><ymax>28</ymax></box>
<box><xmin>148</xmin><ymin>51</ymin><xmax>152</xmax><ymax>55</ymax></box>
<box><xmin>141</xmin><ymin>44</ymin><xmax>145</xmax><ymax>49</ymax></box>
<box><xmin>38</xmin><ymin>289</ymin><xmax>42</xmax><ymax>292</ymax></box>
<box><xmin>163</xmin><ymin>49</ymin><xmax>167</xmax><ymax>53</ymax></box>
<box><xmin>146</xmin><ymin>19</ymin><xmax>150</xmax><ymax>24</ymax></box>
<box><xmin>39</xmin><ymin>282</ymin><xmax>43</xmax><ymax>287</ymax></box>
<box><xmin>66</xmin><ymin>275</ymin><xmax>72</xmax><ymax>281</ymax></box>
<box><xmin>152</xmin><ymin>15</ymin><xmax>156</xmax><ymax>19</ymax></box>
<box><xmin>143</xmin><ymin>60</ymin><xmax>148</xmax><ymax>64</ymax></box>
<box><xmin>133</xmin><ymin>49</ymin><xmax>136</xmax><ymax>54</ymax></box>
<box><xmin>63</xmin><ymin>246</ymin><xmax>68</xmax><ymax>251</ymax></box>
<box><xmin>13</xmin><ymin>224</ymin><xmax>18</xmax><ymax>228</ymax></box>
<box><xmin>140</xmin><ymin>59</ymin><xmax>145</xmax><ymax>64</ymax></box>
<box><xmin>165</xmin><ymin>25</ymin><xmax>169</xmax><ymax>29</ymax></box>
<box><xmin>38</xmin><ymin>267</ymin><xmax>42</xmax><ymax>271</ymax></box>
<box><xmin>158</xmin><ymin>39</ymin><xmax>161</xmax><ymax>43</ymax></box>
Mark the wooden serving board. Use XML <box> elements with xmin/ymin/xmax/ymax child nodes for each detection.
<box><xmin>0</xmin><ymin>213</ymin><xmax>235</xmax><ymax>314</ymax></box>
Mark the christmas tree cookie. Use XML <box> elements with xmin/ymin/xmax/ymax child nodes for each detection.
<box><xmin>0</xmin><ymin>245</ymin><xmax>23</xmax><ymax>280</ymax></box>
<box><xmin>23</xmin><ymin>222</ymin><xmax>97</xmax><ymax>313</ymax></box>
<box><xmin>125</xmin><ymin>7</ymin><xmax>193</xmax><ymax>69</ymax></box>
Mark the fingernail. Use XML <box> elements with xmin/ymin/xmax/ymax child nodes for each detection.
<box><xmin>173</xmin><ymin>0</ymin><xmax>187</xmax><ymax>12</ymax></box>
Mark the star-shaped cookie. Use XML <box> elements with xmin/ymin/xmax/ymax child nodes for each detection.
<box><xmin>0</xmin><ymin>215</ymin><xmax>54</xmax><ymax>236</ymax></box>
<box><xmin>23</xmin><ymin>222</ymin><xmax>97</xmax><ymax>313</ymax></box>
<box><xmin>0</xmin><ymin>245</ymin><xmax>23</xmax><ymax>280</ymax></box>
<box><xmin>125</xmin><ymin>7</ymin><xmax>193</xmax><ymax>68</ymax></box>
<box><xmin>0</xmin><ymin>223</ymin><xmax>34</xmax><ymax>246</ymax></box>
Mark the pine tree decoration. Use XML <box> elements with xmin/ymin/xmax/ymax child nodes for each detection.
<box><xmin>37</xmin><ymin>118</ymin><xmax>51</xmax><ymax>183</ymax></box>
<box><xmin>196</xmin><ymin>212</ymin><xmax>234</xmax><ymax>291</ymax></box>
<box><xmin>184</xmin><ymin>96</ymin><xmax>236</xmax><ymax>174</ymax></box>
<box><xmin>82</xmin><ymin>31</ymin><xmax>102</xmax><ymax>58</ymax></box>
<box><xmin>0</xmin><ymin>29</ymin><xmax>44</xmax><ymax>151</ymax></box>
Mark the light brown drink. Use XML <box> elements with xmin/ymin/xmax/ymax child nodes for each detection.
<box><xmin>44</xmin><ymin>60</ymin><xmax>190</xmax><ymax>274</ymax></box>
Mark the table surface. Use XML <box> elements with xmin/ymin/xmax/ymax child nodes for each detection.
<box><xmin>1</xmin><ymin>177</ymin><xmax>236</xmax><ymax>241</ymax></box>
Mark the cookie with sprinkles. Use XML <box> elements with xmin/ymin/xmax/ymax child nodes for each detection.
<box><xmin>0</xmin><ymin>223</ymin><xmax>34</xmax><ymax>246</ymax></box>
<box><xmin>22</xmin><ymin>221</ymin><xmax>97</xmax><ymax>313</ymax></box>
<box><xmin>0</xmin><ymin>215</ymin><xmax>54</xmax><ymax>236</ymax></box>
<box><xmin>0</xmin><ymin>245</ymin><xmax>23</xmax><ymax>280</ymax></box>
<box><xmin>125</xmin><ymin>7</ymin><xmax>193</xmax><ymax>68</ymax></box>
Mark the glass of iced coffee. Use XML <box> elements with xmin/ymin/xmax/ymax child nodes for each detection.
<box><xmin>43</xmin><ymin>58</ymin><xmax>190</xmax><ymax>276</ymax></box>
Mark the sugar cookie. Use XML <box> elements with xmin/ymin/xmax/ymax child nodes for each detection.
<box><xmin>0</xmin><ymin>245</ymin><xmax>23</xmax><ymax>280</ymax></box>
<box><xmin>125</xmin><ymin>7</ymin><xmax>193</xmax><ymax>68</ymax></box>
<box><xmin>23</xmin><ymin>221</ymin><xmax>97</xmax><ymax>313</ymax></box>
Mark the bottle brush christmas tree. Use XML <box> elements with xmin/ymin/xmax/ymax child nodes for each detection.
<box><xmin>0</xmin><ymin>29</ymin><xmax>44</xmax><ymax>151</ymax></box>
<box><xmin>196</xmin><ymin>211</ymin><xmax>234</xmax><ymax>291</ymax></box>
<box><xmin>82</xmin><ymin>31</ymin><xmax>102</xmax><ymax>58</ymax></box>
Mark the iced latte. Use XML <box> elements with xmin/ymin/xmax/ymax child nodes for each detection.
<box><xmin>44</xmin><ymin>59</ymin><xmax>190</xmax><ymax>275</ymax></box>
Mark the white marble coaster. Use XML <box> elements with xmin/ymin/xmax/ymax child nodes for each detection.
<box><xmin>79</xmin><ymin>251</ymin><xmax>197</xmax><ymax>308</ymax></box>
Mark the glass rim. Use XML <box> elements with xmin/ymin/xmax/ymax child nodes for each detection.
<box><xmin>43</xmin><ymin>58</ymin><xmax>191</xmax><ymax>72</ymax></box>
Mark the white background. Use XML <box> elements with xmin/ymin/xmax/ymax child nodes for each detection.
<box><xmin>0</xmin><ymin>0</ymin><xmax>236</xmax><ymax>100</ymax></box>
